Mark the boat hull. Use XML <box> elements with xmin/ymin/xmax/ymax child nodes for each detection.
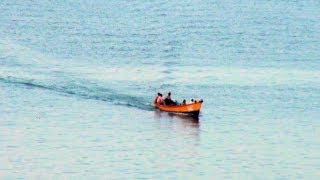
<box><xmin>154</xmin><ymin>102</ymin><xmax>203</xmax><ymax>117</ymax></box>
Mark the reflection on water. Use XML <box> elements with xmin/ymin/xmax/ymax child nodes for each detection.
<box><xmin>153</xmin><ymin>110</ymin><xmax>200</xmax><ymax>140</ymax></box>
<box><xmin>154</xmin><ymin>110</ymin><xmax>200</xmax><ymax>126</ymax></box>
<box><xmin>152</xmin><ymin>109</ymin><xmax>202</xmax><ymax>159</ymax></box>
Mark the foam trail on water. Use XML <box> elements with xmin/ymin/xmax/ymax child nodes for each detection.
<box><xmin>0</xmin><ymin>76</ymin><xmax>154</xmax><ymax>111</ymax></box>
<box><xmin>0</xmin><ymin>39</ymin><xmax>157</xmax><ymax>111</ymax></box>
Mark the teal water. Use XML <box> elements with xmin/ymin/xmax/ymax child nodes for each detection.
<box><xmin>1</xmin><ymin>0</ymin><xmax>320</xmax><ymax>179</ymax></box>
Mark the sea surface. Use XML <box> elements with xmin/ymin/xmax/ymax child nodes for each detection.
<box><xmin>1</xmin><ymin>0</ymin><xmax>320</xmax><ymax>179</ymax></box>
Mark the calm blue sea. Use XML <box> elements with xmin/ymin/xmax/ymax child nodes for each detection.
<box><xmin>1</xmin><ymin>0</ymin><xmax>320</xmax><ymax>179</ymax></box>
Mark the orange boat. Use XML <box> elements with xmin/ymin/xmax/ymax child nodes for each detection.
<box><xmin>154</xmin><ymin>101</ymin><xmax>203</xmax><ymax>117</ymax></box>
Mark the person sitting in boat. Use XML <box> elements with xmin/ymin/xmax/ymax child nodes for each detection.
<box><xmin>164</xmin><ymin>92</ymin><xmax>177</xmax><ymax>106</ymax></box>
<box><xmin>156</xmin><ymin>93</ymin><xmax>164</xmax><ymax>105</ymax></box>
<box><xmin>181</xmin><ymin>99</ymin><xmax>186</xmax><ymax>105</ymax></box>
<box><xmin>154</xmin><ymin>92</ymin><xmax>161</xmax><ymax>104</ymax></box>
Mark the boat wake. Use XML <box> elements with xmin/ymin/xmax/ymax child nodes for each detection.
<box><xmin>0</xmin><ymin>39</ymin><xmax>157</xmax><ymax>111</ymax></box>
<box><xmin>0</xmin><ymin>76</ymin><xmax>154</xmax><ymax>111</ymax></box>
